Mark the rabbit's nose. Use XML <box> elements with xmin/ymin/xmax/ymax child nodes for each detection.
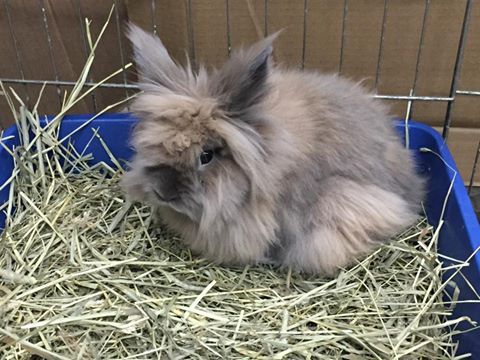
<box><xmin>146</xmin><ymin>164</ymin><xmax>181</xmax><ymax>202</ymax></box>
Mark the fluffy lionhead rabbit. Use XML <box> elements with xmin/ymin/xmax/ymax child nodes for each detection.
<box><xmin>122</xmin><ymin>24</ymin><xmax>425</xmax><ymax>276</ymax></box>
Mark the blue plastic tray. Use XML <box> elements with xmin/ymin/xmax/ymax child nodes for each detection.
<box><xmin>1</xmin><ymin>114</ymin><xmax>479</xmax><ymax>357</ymax></box>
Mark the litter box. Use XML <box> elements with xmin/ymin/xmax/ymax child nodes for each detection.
<box><xmin>1</xmin><ymin>114</ymin><xmax>479</xmax><ymax>357</ymax></box>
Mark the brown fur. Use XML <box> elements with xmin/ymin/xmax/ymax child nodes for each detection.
<box><xmin>122</xmin><ymin>24</ymin><xmax>425</xmax><ymax>276</ymax></box>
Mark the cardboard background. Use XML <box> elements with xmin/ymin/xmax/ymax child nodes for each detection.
<box><xmin>0</xmin><ymin>0</ymin><xmax>479</xmax><ymax>184</ymax></box>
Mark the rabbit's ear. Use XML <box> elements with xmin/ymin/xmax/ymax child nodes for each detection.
<box><xmin>127</xmin><ymin>23</ymin><xmax>184</xmax><ymax>90</ymax></box>
<box><xmin>212</xmin><ymin>32</ymin><xmax>280</xmax><ymax>114</ymax></box>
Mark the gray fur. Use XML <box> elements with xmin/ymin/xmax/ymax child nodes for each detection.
<box><xmin>122</xmin><ymin>24</ymin><xmax>425</xmax><ymax>276</ymax></box>
<box><xmin>210</xmin><ymin>33</ymin><xmax>277</xmax><ymax>115</ymax></box>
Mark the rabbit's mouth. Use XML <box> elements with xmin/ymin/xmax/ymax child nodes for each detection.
<box><xmin>152</xmin><ymin>189</ymin><xmax>200</xmax><ymax>221</ymax></box>
<box><xmin>152</xmin><ymin>189</ymin><xmax>180</xmax><ymax>204</ymax></box>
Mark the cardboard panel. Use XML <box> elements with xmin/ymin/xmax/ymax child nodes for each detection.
<box><xmin>227</xmin><ymin>0</ymin><xmax>265</xmax><ymax>50</ymax></box>
<box><xmin>43</xmin><ymin>0</ymin><xmax>96</xmax><ymax>113</ymax></box>
<box><xmin>0</xmin><ymin>0</ymin><xmax>133</xmax><ymax>121</ymax></box>
<box><xmin>265</xmin><ymin>0</ymin><xmax>305</xmax><ymax>67</ymax></box>
<box><xmin>336</xmin><ymin>0</ymin><xmax>384</xmax><ymax>89</ymax></box>
<box><xmin>375</xmin><ymin>1</ymin><xmax>427</xmax><ymax>96</ymax></box>
<box><xmin>0</xmin><ymin>1</ymin><xmax>28</xmax><ymax>125</ymax></box>
<box><xmin>449</xmin><ymin>95</ymin><xmax>480</xmax><ymax>129</ymax></box>
<box><xmin>454</xmin><ymin>0</ymin><xmax>480</xmax><ymax>128</ymax></box>
<box><xmin>0</xmin><ymin>0</ymin><xmax>54</xmax><ymax>114</ymax></box>
<box><xmin>190</xmin><ymin>0</ymin><xmax>229</xmax><ymax>68</ymax></box>
<box><xmin>124</xmin><ymin>0</ymin><xmax>152</xmax><ymax>32</ymax></box>
<box><xmin>127</xmin><ymin>0</ymin><xmax>189</xmax><ymax>65</ymax></box>
<box><xmin>304</xmin><ymin>0</ymin><xmax>344</xmax><ymax>73</ymax></box>
<box><xmin>410</xmin><ymin>0</ymin><xmax>466</xmax><ymax>126</ymax></box>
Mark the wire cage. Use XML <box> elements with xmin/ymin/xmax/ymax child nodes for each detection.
<box><xmin>0</xmin><ymin>0</ymin><xmax>479</xmax><ymax>197</ymax></box>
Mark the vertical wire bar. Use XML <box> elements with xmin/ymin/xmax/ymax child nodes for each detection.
<box><xmin>75</xmin><ymin>0</ymin><xmax>97</xmax><ymax>113</ymax></box>
<box><xmin>264</xmin><ymin>0</ymin><xmax>268</xmax><ymax>36</ymax></box>
<box><xmin>409</xmin><ymin>0</ymin><xmax>430</xmax><ymax>120</ymax></box>
<box><xmin>374</xmin><ymin>0</ymin><xmax>388</xmax><ymax>91</ymax></box>
<box><xmin>114</xmin><ymin>0</ymin><xmax>130</xmax><ymax>101</ymax></box>
<box><xmin>301</xmin><ymin>0</ymin><xmax>308</xmax><ymax>69</ymax></box>
<box><xmin>338</xmin><ymin>0</ymin><xmax>348</xmax><ymax>75</ymax></box>
<box><xmin>39</xmin><ymin>0</ymin><xmax>62</xmax><ymax>108</ymax></box>
<box><xmin>442</xmin><ymin>0</ymin><xmax>474</xmax><ymax>140</ymax></box>
<box><xmin>404</xmin><ymin>89</ymin><xmax>414</xmax><ymax>150</ymax></box>
<box><xmin>4</xmin><ymin>0</ymin><xmax>30</xmax><ymax>106</ymax></box>
<box><xmin>150</xmin><ymin>0</ymin><xmax>157</xmax><ymax>35</ymax></box>
<box><xmin>226</xmin><ymin>0</ymin><xmax>231</xmax><ymax>57</ymax></box>
<box><xmin>468</xmin><ymin>140</ymin><xmax>480</xmax><ymax>194</ymax></box>
<box><xmin>186</xmin><ymin>0</ymin><xmax>196</xmax><ymax>70</ymax></box>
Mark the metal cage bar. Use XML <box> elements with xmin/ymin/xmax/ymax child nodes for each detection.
<box><xmin>150</xmin><ymin>0</ymin><xmax>157</xmax><ymax>35</ymax></box>
<box><xmin>301</xmin><ymin>0</ymin><xmax>308</xmax><ymax>70</ymax></box>
<box><xmin>457</xmin><ymin>90</ymin><xmax>480</xmax><ymax>96</ymax></box>
<box><xmin>469</xmin><ymin>141</ymin><xmax>480</xmax><ymax>194</ymax></box>
<box><xmin>114</xmin><ymin>0</ymin><xmax>130</xmax><ymax>101</ymax></box>
<box><xmin>186</xmin><ymin>0</ymin><xmax>196</xmax><ymax>70</ymax></box>
<box><xmin>264</xmin><ymin>0</ymin><xmax>268</xmax><ymax>36</ymax></box>
<box><xmin>39</xmin><ymin>0</ymin><xmax>62</xmax><ymax>107</ymax></box>
<box><xmin>338</xmin><ymin>0</ymin><xmax>348</xmax><ymax>75</ymax></box>
<box><xmin>3</xmin><ymin>0</ymin><xmax>30</xmax><ymax>107</ymax></box>
<box><xmin>408</xmin><ymin>0</ymin><xmax>431</xmax><ymax>121</ymax></box>
<box><xmin>374</xmin><ymin>0</ymin><xmax>388</xmax><ymax>91</ymax></box>
<box><xmin>1</xmin><ymin>78</ymin><xmax>469</xmax><ymax>103</ymax></box>
<box><xmin>0</xmin><ymin>78</ymin><xmax>138</xmax><ymax>89</ymax></box>
<box><xmin>225</xmin><ymin>0</ymin><xmax>231</xmax><ymax>56</ymax></box>
<box><xmin>443</xmin><ymin>0</ymin><xmax>474</xmax><ymax>140</ymax></box>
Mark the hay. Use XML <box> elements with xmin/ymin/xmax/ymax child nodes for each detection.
<box><xmin>0</xmin><ymin>7</ymin><xmax>478</xmax><ymax>359</ymax></box>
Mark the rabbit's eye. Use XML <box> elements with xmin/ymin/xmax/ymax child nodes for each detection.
<box><xmin>199</xmin><ymin>149</ymin><xmax>214</xmax><ymax>165</ymax></box>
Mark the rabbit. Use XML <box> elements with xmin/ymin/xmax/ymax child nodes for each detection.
<box><xmin>121</xmin><ymin>24</ymin><xmax>425</xmax><ymax>276</ymax></box>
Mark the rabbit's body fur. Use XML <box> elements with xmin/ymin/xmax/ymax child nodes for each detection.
<box><xmin>123</xmin><ymin>25</ymin><xmax>425</xmax><ymax>276</ymax></box>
